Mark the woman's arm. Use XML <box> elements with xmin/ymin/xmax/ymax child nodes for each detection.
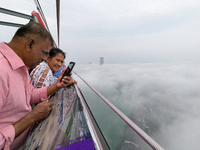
<box><xmin>47</xmin><ymin>67</ymin><xmax>76</xmax><ymax>96</ymax></box>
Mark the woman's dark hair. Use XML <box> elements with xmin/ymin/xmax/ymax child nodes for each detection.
<box><xmin>48</xmin><ymin>48</ymin><xmax>66</xmax><ymax>59</ymax></box>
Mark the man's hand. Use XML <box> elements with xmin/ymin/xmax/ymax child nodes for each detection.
<box><xmin>13</xmin><ymin>100</ymin><xmax>54</xmax><ymax>138</ymax></box>
<box><xmin>31</xmin><ymin>100</ymin><xmax>54</xmax><ymax>122</ymax></box>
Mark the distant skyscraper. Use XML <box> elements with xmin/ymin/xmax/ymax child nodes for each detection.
<box><xmin>100</xmin><ymin>57</ymin><xmax>104</xmax><ymax>65</ymax></box>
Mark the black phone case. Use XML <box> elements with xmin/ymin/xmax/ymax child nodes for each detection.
<box><xmin>60</xmin><ymin>62</ymin><xmax>75</xmax><ymax>82</ymax></box>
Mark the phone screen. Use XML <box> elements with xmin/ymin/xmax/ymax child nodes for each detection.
<box><xmin>60</xmin><ymin>62</ymin><xmax>75</xmax><ymax>82</ymax></box>
<box><xmin>68</xmin><ymin>63</ymin><xmax>74</xmax><ymax>69</ymax></box>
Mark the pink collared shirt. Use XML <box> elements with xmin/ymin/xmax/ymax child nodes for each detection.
<box><xmin>0</xmin><ymin>42</ymin><xmax>49</xmax><ymax>150</ymax></box>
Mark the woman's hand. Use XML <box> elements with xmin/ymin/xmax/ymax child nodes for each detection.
<box><xmin>56</xmin><ymin>67</ymin><xmax>77</xmax><ymax>88</ymax></box>
<box><xmin>47</xmin><ymin>68</ymin><xmax>77</xmax><ymax>96</ymax></box>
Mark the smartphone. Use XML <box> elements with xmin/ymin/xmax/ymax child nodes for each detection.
<box><xmin>60</xmin><ymin>62</ymin><xmax>75</xmax><ymax>82</ymax></box>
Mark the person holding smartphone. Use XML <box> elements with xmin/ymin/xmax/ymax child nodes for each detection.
<box><xmin>30</xmin><ymin>48</ymin><xmax>76</xmax><ymax>89</ymax></box>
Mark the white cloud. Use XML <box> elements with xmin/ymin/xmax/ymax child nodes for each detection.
<box><xmin>73</xmin><ymin>62</ymin><xmax>200</xmax><ymax>149</ymax></box>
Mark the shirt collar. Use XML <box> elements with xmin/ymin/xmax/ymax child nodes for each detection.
<box><xmin>0</xmin><ymin>42</ymin><xmax>25</xmax><ymax>70</ymax></box>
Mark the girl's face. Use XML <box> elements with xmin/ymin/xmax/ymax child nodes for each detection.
<box><xmin>46</xmin><ymin>53</ymin><xmax>64</xmax><ymax>72</ymax></box>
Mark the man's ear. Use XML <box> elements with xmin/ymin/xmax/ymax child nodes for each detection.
<box><xmin>26</xmin><ymin>38</ymin><xmax>34</xmax><ymax>52</ymax></box>
<box><xmin>46</xmin><ymin>54</ymin><xmax>50</xmax><ymax>62</ymax></box>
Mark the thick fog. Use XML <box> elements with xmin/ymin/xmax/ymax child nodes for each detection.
<box><xmin>73</xmin><ymin>62</ymin><xmax>200</xmax><ymax>150</ymax></box>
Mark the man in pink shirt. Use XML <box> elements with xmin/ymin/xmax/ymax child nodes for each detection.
<box><xmin>0</xmin><ymin>22</ymin><xmax>74</xmax><ymax>150</ymax></box>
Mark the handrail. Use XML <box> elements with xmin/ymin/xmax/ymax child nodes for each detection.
<box><xmin>0</xmin><ymin>21</ymin><xmax>24</xmax><ymax>28</ymax></box>
<box><xmin>73</xmin><ymin>71</ymin><xmax>165</xmax><ymax>150</ymax></box>
<box><xmin>0</xmin><ymin>7</ymin><xmax>33</xmax><ymax>20</ymax></box>
<box><xmin>0</xmin><ymin>7</ymin><xmax>35</xmax><ymax>28</ymax></box>
<box><xmin>74</xmin><ymin>84</ymin><xmax>103</xmax><ymax>150</ymax></box>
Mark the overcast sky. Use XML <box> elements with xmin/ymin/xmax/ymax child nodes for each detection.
<box><xmin>0</xmin><ymin>0</ymin><xmax>200</xmax><ymax>64</ymax></box>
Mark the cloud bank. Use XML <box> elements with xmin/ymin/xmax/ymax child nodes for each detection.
<box><xmin>73</xmin><ymin>62</ymin><xmax>200</xmax><ymax>149</ymax></box>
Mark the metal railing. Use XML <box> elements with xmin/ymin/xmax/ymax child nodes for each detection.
<box><xmin>73</xmin><ymin>71</ymin><xmax>165</xmax><ymax>150</ymax></box>
<box><xmin>74</xmin><ymin>84</ymin><xmax>110</xmax><ymax>150</ymax></box>
<box><xmin>0</xmin><ymin>7</ymin><xmax>35</xmax><ymax>27</ymax></box>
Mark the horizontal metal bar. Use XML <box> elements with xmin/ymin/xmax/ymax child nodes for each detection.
<box><xmin>73</xmin><ymin>71</ymin><xmax>165</xmax><ymax>150</ymax></box>
<box><xmin>0</xmin><ymin>7</ymin><xmax>33</xmax><ymax>20</ymax></box>
<box><xmin>0</xmin><ymin>21</ymin><xmax>24</xmax><ymax>28</ymax></box>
